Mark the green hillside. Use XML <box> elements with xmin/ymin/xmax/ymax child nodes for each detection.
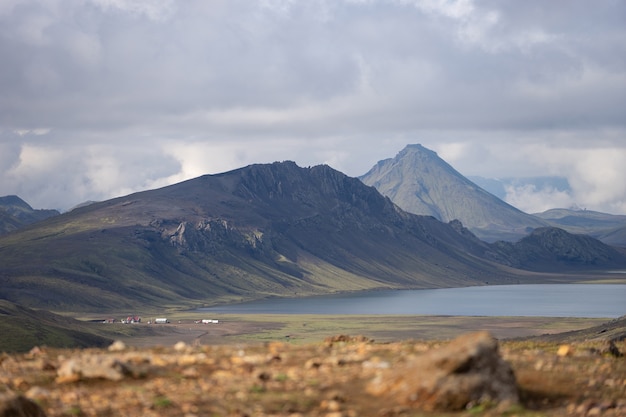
<box><xmin>0</xmin><ymin>300</ymin><xmax>112</xmax><ymax>352</ymax></box>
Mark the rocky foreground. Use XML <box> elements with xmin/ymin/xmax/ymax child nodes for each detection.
<box><xmin>1</xmin><ymin>332</ymin><xmax>625</xmax><ymax>417</ymax></box>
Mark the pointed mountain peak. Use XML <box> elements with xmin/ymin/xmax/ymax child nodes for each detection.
<box><xmin>0</xmin><ymin>195</ymin><xmax>32</xmax><ymax>210</ymax></box>
<box><xmin>370</xmin><ymin>144</ymin><xmax>464</xmax><ymax>182</ymax></box>
<box><xmin>361</xmin><ymin>144</ymin><xmax>547</xmax><ymax>242</ymax></box>
<box><xmin>400</xmin><ymin>143</ymin><xmax>438</xmax><ymax>156</ymax></box>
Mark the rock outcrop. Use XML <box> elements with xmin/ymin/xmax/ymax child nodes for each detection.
<box><xmin>367</xmin><ymin>331</ymin><xmax>519</xmax><ymax>411</ymax></box>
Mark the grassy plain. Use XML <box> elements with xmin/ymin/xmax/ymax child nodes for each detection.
<box><xmin>111</xmin><ymin>313</ymin><xmax>610</xmax><ymax>348</ymax></box>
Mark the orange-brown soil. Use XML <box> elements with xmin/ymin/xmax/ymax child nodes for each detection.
<box><xmin>1</xmin><ymin>332</ymin><xmax>624</xmax><ymax>417</ymax></box>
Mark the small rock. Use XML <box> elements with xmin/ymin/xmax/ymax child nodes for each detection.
<box><xmin>27</xmin><ymin>347</ymin><xmax>44</xmax><ymax>357</ymax></box>
<box><xmin>320</xmin><ymin>399</ymin><xmax>341</xmax><ymax>412</ymax></box>
<box><xmin>305</xmin><ymin>358</ymin><xmax>322</xmax><ymax>369</ymax></box>
<box><xmin>174</xmin><ymin>341</ymin><xmax>188</xmax><ymax>352</ymax></box>
<box><xmin>25</xmin><ymin>386</ymin><xmax>50</xmax><ymax>401</ymax></box>
<box><xmin>324</xmin><ymin>335</ymin><xmax>370</xmax><ymax>347</ymax></box>
<box><xmin>557</xmin><ymin>345</ymin><xmax>573</xmax><ymax>357</ymax></box>
<box><xmin>0</xmin><ymin>393</ymin><xmax>47</xmax><ymax>417</ymax></box>
<box><xmin>587</xmin><ymin>406</ymin><xmax>602</xmax><ymax>416</ymax></box>
<box><xmin>182</xmin><ymin>367</ymin><xmax>199</xmax><ymax>378</ymax></box>
<box><xmin>108</xmin><ymin>340</ymin><xmax>127</xmax><ymax>352</ymax></box>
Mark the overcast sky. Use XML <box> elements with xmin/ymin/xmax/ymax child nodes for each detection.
<box><xmin>1</xmin><ymin>0</ymin><xmax>625</xmax><ymax>215</ymax></box>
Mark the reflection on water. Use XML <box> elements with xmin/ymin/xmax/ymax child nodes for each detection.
<box><xmin>199</xmin><ymin>284</ymin><xmax>626</xmax><ymax>318</ymax></box>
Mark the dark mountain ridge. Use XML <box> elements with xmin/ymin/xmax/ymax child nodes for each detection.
<box><xmin>490</xmin><ymin>227</ymin><xmax>626</xmax><ymax>272</ymax></box>
<box><xmin>0</xmin><ymin>162</ymin><xmax>512</xmax><ymax>312</ymax></box>
<box><xmin>359</xmin><ymin>144</ymin><xmax>549</xmax><ymax>242</ymax></box>
<box><xmin>0</xmin><ymin>195</ymin><xmax>60</xmax><ymax>235</ymax></box>
<box><xmin>1</xmin><ymin>161</ymin><xmax>624</xmax><ymax>314</ymax></box>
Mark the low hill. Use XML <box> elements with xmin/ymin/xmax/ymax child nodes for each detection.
<box><xmin>490</xmin><ymin>227</ymin><xmax>626</xmax><ymax>272</ymax></box>
<box><xmin>360</xmin><ymin>145</ymin><xmax>548</xmax><ymax>242</ymax></box>
<box><xmin>0</xmin><ymin>162</ymin><xmax>528</xmax><ymax>313</ymax></box>
<box><xmin>0</xmin><ymin>195</ymin><xmax>60</xmax><ymax>235</ymax></box>
<box><xmin>0</xmin><ymin>300</ymin><xmax>112</xmax><ymax>352</ymax></box>
<box><xmin>0</xmin><ymin>209</ymin><xmax>23</xmax><ymax>234</ymax></box>
<box><xmin>597</xmin><ymin>225</ymin><xmax>626</xmax><ymax>248</ymax></box>
<box><xmin>534</xmin><ymin>208</ymin><xmax>626</xmax><ymax>247</ymax></box>
<box><xmin>528</xmin><ymin>315</ymin><xmax>626</xmax><ymax>344</ymax></box>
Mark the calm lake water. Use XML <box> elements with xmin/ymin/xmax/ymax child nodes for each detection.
<box><xmin>199</xmin><ymin>284</ymin><xmax>626</xmax><ymax>318</ymax></box>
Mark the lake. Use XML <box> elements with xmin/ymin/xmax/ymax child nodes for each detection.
<box><xmin>199</xmin><ymin>284</ymin><xmax>626</xmax><ymax>318</ymax></box>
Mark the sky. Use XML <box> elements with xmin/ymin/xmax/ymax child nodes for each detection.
<box><xmin>1</xmin><ymin>0</ymin><xmax>625</xmax><ymax>215</ymax></box>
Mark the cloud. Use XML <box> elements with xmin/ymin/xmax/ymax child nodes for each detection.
<box><xmin>90</xmin><ymin>0</ymin><xmax>177</xmax><ymax>21</ymax></box>
<box><xmin>0</xmin><ymin>0</ymin><xmax>624</xmax><ymax>215</ymax></box>
<box><xmin>504</xmin><ymin>184</ymin><xmax>575</xmax><ymax>214</ymax></box>
<box><xmin>435</xmin><ymin>136</ymin><xmax>626</xmax><ymax>214</ymax></box>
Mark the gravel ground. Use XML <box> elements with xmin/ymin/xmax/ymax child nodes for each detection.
<box><xmin>1</xmin><ymin>333</ymin><xmax>625</xmax><ymax>417</ymax></box>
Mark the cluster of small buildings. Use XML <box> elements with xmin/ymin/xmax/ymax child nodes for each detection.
<box><xmin>101</xmin><ymin>316</ymin><xmax>219</xmax><ymax>324</ymax></box>
<box><xmin>121</xmin><ymin>316</ymin><xmax>141</xmax><ymax>324</ymax></box>
<box><xmin>101</xmin><ymin>316</ymin><xmax>141</xmax><ymax>324</ymax></box>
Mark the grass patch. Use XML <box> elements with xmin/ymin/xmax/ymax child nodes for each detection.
<box><xmin>188</xmin><ymin>314</ymin><xmax>608</xmax><ymax>344</ymax></box>
<box><xmin>152</xmin><ymin>395</ymin><xmax>173</xmax><ymax>409</ymax></box>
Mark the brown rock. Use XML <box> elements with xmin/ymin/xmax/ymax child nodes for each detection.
<box><xmin>0</xmin><ymin>393</ymin><xmax>47</xmax><ymax>417</ymax></box>
<box><xmin>56</xmin><ymin>354</ymin><xmax>132</xmax><ymax>383</ymax></box>
<box><xmin>324</xmin><ymin>335</ymin><xmax>371</xmax><ymax>346</ymax></box>
<box><xmin>557</xmin><ymin>344</ymin><xmax>573</xmax><ymax>357</ymax></box>
<box><xmin>367</xmin><ymin>331</ymin><xmax>519</xmax><ymax>411</ymax></box>
<box><xmin>108</xmin><ymin>340</ymin><xmax>127</xmax><ymax>352</ymax></box>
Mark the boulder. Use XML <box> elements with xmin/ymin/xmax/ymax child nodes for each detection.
<box><xmin>367</xmin><ymin>331</ymin><xmax>519</xmax><ymax>411</ymax></box>
<box><xmin>56</xmin><ymin>355</ymin><xmax>131</xmax><ymax>383</ymax></box>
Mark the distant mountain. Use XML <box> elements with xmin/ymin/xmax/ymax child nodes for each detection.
<box><xmin>490</xmin><ymin>227</ymin><xmax>626</xmax><ymax>272</ymax></box>
<box><xmin>68</xmin><ymin>200</ymin><xmax>99</xmax><ymax>211</ymax></box>
<box><xmin>1</xmin><ymin>162</ymin><xmax>623</xmax><ymax>314</ymax></box>
<box><xmin>534</xmin><ymin>208</ymin><xmax>626</xmax><ymax>248</ymax></box>
<box><xmin>0</xmin><ymin>195</ymin><xmax>60</xmax><ymax>234</ymax></box>
<box><xmin>597</xmin><ymin>226</ymin><xmax>626</xmax><ymax>249</ymax></box>
<box><xmin>359</xmin><ymin>145</ymin><xmax>548</xmax><ymax>242</ymax></box>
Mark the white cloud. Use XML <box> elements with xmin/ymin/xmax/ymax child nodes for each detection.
<box><xmin>504</xmin><ymin>184</ymin><xmax>575</xmax><ymax>214</ymax></box>
<box><xmin>440</xmin><ymin>138</ymin><xmax>626</xmax><ymax>215</ymax></box>
<box><xmin>14</xmin><ymin>128</ymin><xmax>51</xmax><ymax>136</ymax></box>
<box><xmin>568</xmin><ymin>148</ymin><xmax>626</xmax><ymax>212</ymax></box>
<box><xmin>89</xmin><ymin>0</ymin><xmax>177</xmax><ymax>21</ymax></box>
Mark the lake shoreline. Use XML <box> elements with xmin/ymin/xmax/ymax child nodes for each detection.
<box><xmin>196</xmin><ymin>283</ymin><xmax>626</xmax><ymax>318</ymax></box>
